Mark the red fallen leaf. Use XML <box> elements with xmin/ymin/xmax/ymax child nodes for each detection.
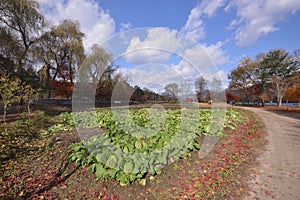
<box><xmin>83</xmin><ymin>165</ymin><xmax>90</xmax><ymax>172</ymax></box>
<box><xmin>99</xmin><ymin>192</ymin><xmax>105</xmax><ymax>197</ymax></box>
<box><xmin>111</xmin><ymin>194</ymin><xmax>120</xmax><ymax>199</ymax></box>
<box><xmin>264</xmin><ymin>190</ymin><xmax>272</xmax><ymax>196</ymax></box>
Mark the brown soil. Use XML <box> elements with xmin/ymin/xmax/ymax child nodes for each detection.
<box><xmin>240</xmin><ymin>107</ymin><xmax>300</xmax><ymax>200</ymax></box>
<box><xmin>1</xmin><ymin>105</ymin><xmax>266</xmax><ymax>199</ymax></box>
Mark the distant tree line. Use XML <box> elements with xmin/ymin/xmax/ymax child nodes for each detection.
<box><xmin>227</xmin><ymin>49</ymin><xmax>300</xmax><ymax>106</ymax></box>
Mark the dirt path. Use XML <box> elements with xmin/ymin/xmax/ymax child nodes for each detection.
<box><xmin>242</xmin><ymin>107</ymin><xmax>300</xmax><ymax>200</ymax></box>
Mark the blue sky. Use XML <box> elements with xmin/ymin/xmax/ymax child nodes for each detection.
<box><xmin>38</xmin><ymin>0</ymin><xmax>300</xmax><ymax>92</ymax></box>
<box><xmin>99</xmin><ymin>0</ymin><xmax>199</xmax><ymax>30</ymax></box>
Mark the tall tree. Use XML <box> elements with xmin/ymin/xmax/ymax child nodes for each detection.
<box><xmin>228</xmin><ymin>50</ymin><xmax>299</xmax><ymax>106</ymax></box>
<box><xmin>228</xmin><ymin>57</ymin><xmax>256</xmax><ymax>102</ymax></box>
<box><xmin>0</xmin><ymin>0</ymin><xmax>44</xmax><ymax>78</ymax></box>
<box><xmin>195</xmin><ymin>76</ymin><xmax>210</xmax><ymax>102</ymax></box>
<box><xmin>0</xmin><ymin>27</ymin><xmax>19</xmax><ymax>74</ymax></box>
<box><xmin>164</xmin><ymin>83</ymin><xmax>179</xmax><ymax>100</ymax></box>
<box><xmin>78</xmin><ymin>44</ymin><xmax>112</xmax><ymax>86</ymax></box>
<box><xmin>260</xmin><ymin>49</ymin><xmax>299</xmax><ymax>106</ymax></box>
<box><xmin>36</xmin><ymin>19</ymin><xmax>85</xmax><ymax>97</ymax></box>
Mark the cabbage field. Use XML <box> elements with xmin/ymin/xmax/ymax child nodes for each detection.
<box><xmin>60</xmin><ymin>108</ymin><xmax>241</xmax><ymax>186</ymax></box>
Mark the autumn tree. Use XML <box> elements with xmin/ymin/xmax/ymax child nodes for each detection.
<box><xmin>260</xmin><ymin>49</ymin><xmax>299</xmax><ymax>106</ymax></box>
<box><xmin>0</xmin><ymin>0</ymin><xmax>45</xmax><ymax>78</ymax></box>
<box><xmin>285</xmin><ymin>84</ymin><xmax>300</xmax><ymax>102</ymax></box>
<box><xmin>0</xmin><ymin>73</ymin><xmax>21</xmax><ymax>123</ymax></box>
<box><xmin>226</xmin><ymin>92</ymin><xmax>240</xmax><ymax>103</ymax></box>
<box><xmin>95</xmin><ymin>64</ymin><xmax>121</xmax><ymax>101</ymax></box>
<box><xmin>229</xmin><ymin>54</ymin><xmax>272</xmax><ymax>106</ymax></box>
<box><xmin>20</xmin><ymin>83</ymin><xmax>40</xmax><ymax>114</ymax></box>
<box><xmin>36</xmin><ymin>19</ymin><xmax>84</xmax><ymax>97</ymax></box>
<box><xmin>48</xmin><ymin>62</ymin><xmax>74</xmax><ymax>98</ymax></box>
<box><xmin>228</xmin><ymin>57</ymin><xmax>256</xmax><ymax>103</ymax></box>
<box><xmin>284</xmin><ymin>72</ymin><xmax>300</xmax><ymax>102</ymax></box>
<box><xmin>228</xmin><ymin>49</ymin><xmax>299</xmax><ymax>106</ymax></box>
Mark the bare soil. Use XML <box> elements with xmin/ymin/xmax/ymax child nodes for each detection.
<box><xmin>1</xmin><ymin>105</ymin><xmax>267</xmax><ymax>199</ymax></box>
<box><xmin>241</xmin><ymin>107</ymin><xmax>300</xmax><ymax>200</ymax></box>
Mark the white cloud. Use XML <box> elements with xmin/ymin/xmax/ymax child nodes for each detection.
<box><xmin>118</xmin><ymin>41</ymin><xmax>228</xmax><ymax>93</ymax></box>
<box><xmin>224</xmin><ymin>1</ymin><xmax>234</xmax><ymax>12</ymax></box>
<box><xmin>182</xmin><ymin>7</ymin><xmax>205</xmax><ymax>41</ymax></box>
<box><xmin>109</xmin><ymin>25</ymin><xmax>229</xmax><ymax>94</ymax></box>
<box><xmin>38</xmin><ymin>0</ymin><xmax>115</xmax><ymax>50</ymax></box>
<box><xmin>120</xmin><ymin>22</ymin><xmax>132</xmax><ymax>32</ymax></box>
<box><xmin>123</xmin><ymin>27</ymin><xmax>228</xmax><ymax>67</ymax></box>
<box><xmin>202</xmin><ymin>41</ymin><xmax>229</xmax><ymax>66</ymax></box>
<box><xmin>229</xmin><ymin>0</ymin><xmax>300</xmax><ymax>46</ymax></box>
<box><xmin>179</xmin><ymin>0</ymin><xmax>229</xmax><ymax>89</ymax></box>
<box><xmin>202</xmin><ymin>0</ymin><xmax>227</xmax><ymax>17</ymax></box>
<box><xmin>183</xmin><ymin>0</ymin><xmax>300</xmax><ymax>46</ymax></box>
<box><xmin>177</xmin><ymin>41</ymin><xmax>228</xmax><ymax>80</ymax></box>
<box><xmin>124</xmin><ymin>28</ymin><xmax>182</xmax><ymax>65</ymax></box>
<box><xmin>181</xmin><ymin>0</ymin><xmax>226</xmax><ymax>41</ymax></box>
<box><xmin>123</xmin><ymin>61</ymin><xmax>228</xmax><ymax>94</ymax></box>
<box><xmin>116</xmin><ymin>64</ymin><xmax>181</xmax><ymax>94</ymax></box>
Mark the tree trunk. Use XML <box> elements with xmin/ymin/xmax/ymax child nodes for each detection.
<box><xmin>47</xmin><ymin>90</ymin><xmax>51</xmax><ymax>99</ymax></box>
<box><xmin>17</xmin><ymin>59</ymin><xmax>23</xmax><ymax>80</ymax></box>
<box><xmin>276</xmin><ymin>82</ymin><xmax>280</xmax><ymax>107</ymax></box>
<box><xmin>46</xmin><ymin>66</ymin><xmax>51</xmax><ymax>98</ymax></box>
<box><xmin>3</xmin><ymin>103</ymin><xmax>7</xmax><ymax>123</ymax></box>
<box><xmin>27</xmin><ymin>104</ymin><xmax>31</xmax><ymax>115</ymax></box>
<box><xmin>278</xmin><ymin>96</ymin><xmax>283</xmax><ymax>107</ymax></box>
<box><xmin>69</xmin><ymin>54</ymin><xmax>74</xmax><ymax>84</ymax></box>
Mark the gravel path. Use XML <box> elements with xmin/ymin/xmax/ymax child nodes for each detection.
<box><xmin>242</xmin><ymin>107</ymin><xmax>300</xmax><ymax>200</ymax></box>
